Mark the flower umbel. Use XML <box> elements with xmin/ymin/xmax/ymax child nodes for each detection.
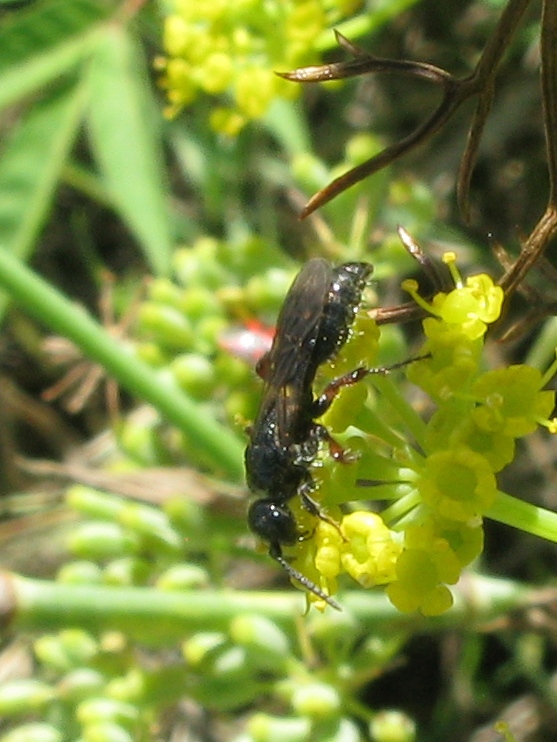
<box><xmin>416</xmin><ymin>448</ymin><xmax>497</xmax><ymax>523</ymax></box>
<box><xmin>285</xmin><ymin>255</ymin><xmax>557</xmax><ymax>614</ymax></box>
<box><xmin>157</xmin><ymin>1</ymin><xmax>362</xmax><ymax>133</ymax></box>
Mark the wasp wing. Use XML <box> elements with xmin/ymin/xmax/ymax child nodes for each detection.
<box><xmin>255</xmin><ymin>258</ymin><xmax>333</xmax><ymax>447</ymax></box>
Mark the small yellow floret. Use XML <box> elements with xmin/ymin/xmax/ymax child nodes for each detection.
<box><xmin>340</xmin><ymin>512</ymin><xmax>402</xmax><ymax>587</ymax></box>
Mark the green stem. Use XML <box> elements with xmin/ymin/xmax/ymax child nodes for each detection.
<box><xmin>316</xmin><ymin>0</ymin><xmax>421</xmax><ymax>52</ymax></box>
<box><xmin>62</xmin><ymin>162</ymin><xmax>112</xmax><ymax>206</ymax></box>
<box><xmin>3</xmin><ymin>571</ymin><xmax>543</xmax><ymax>642</ymax></box>
<box><xmin>264</xmin><ymin>98</ymin><xmax>312</xmax><ymax>158</ymax></box>
<box><xmin>382</xmin><ymin>489</ymin><xmax>422</xmax><ymax>526</ymax></box>
<box><xmin>373</xmin><ymin>374</ymin><xmax>428</xmax><ymax>446</ymax></box>
<box><xmin>525</xmin><ymin>315</ymin><xmax>557</xmax><ymax>370</ymax></box>
<box><xmin>0</xmin><ymin>248</ymin><xmax>245</xmax><ymax>481</ymax></box>
<box><xmin>487</xmin><ymin>490</ymin><xmax>557</xmax><ymax>542</ymax></box>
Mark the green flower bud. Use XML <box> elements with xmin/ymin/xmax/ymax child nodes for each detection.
<box><xmin>58</xmin><ymin>668</ymin><xmax>106</xmax><ymax>702</ymax></box>
<box><xmin>313</xmin><ymin>718</ymin><xmax>362</xmax><ymax>742</ymax></box>
<box><xmin>164</xmin><ymin>497</ymin><xmax>206</xmax><ymax>538</ymax></box>
<box><xmin>81</xmin><ymin>721</ymin><xmax>134</xmax><ymax>742</ymax></box>
<box><xmin>34</xmin><ymin>630</ymin><xmax>98</xmax><ymax>671</ymax></box>
<box><xmin>104</xmin><ymin>670</ymin><xmax>143</xmax><ymax>704</ymax></box>
<box><xmin>192</xmin><ymin>674</ymin><xmax>262</xmax><ymax>711</ymax></box>
<box><xmin>57</xmin><ymin>561</ymin><xmax>103</xmax><ymax>585</ymax></box>
<box><xmin>171</xmin><ymin>353</ymin><xmax>216</xmax><ymax>398</ymax></box>
<box><xmin>215</xmin><ymin>352</ymin><xmax>252</xmax><ymax>385</ymax></box>
<box><xmin>291</xmin><ymin>681</ymin><xmax>342</xmax><ymax>719</ymax></box>
<box><xmin>182</xmin><ymin>632</ymin><xmax>227</xmax><ymax>668</ymax></box>
<box><xmin>173</xmin><ymin>243</ymin><xmax>230</xmax><ymax>289</ymax></box>
<box><xmin>102</xmin><ymin>557</ymin><xmax>152</xmax><ymax>587</ymax></box>
<box><xmin>196</xmin><ymin>315</ymin><xmax>229</xmax><ymax>350</ymax></box>
<box><xmin>229</xmin><ymin>614</ymin><xmax>291</xmax><ymax>670</ymax></box>
<box><xmin>135</xmin><ymin>341</ymin><xmax>168</xmax><ymax>367</ymax></box>
<box><xmin>117</xmin><ymin>414</ymin><xmax>164</xmax><ymax>467</ymax></box>
<box><xmin>0</xmin><ymin>723</ymin><xmax>62</xmax><ymax>742</ymax></box>
<box><xmin>66</xmin><ymin>485</ymin><xmax>124</xmax><ymax>520</ymax></box>
<box><xmin>67</xmin><ymin>522</ymin><xmax>140</xmax><ymax>560</ymax></box>
<box><xmin>0</xmin><ymin>679</ymin><xmax>55</xmax><ymax>715</ymax></box>
<box><xmin>156</xmin><ymin>563</ymin><xmax>210</xmax><ymax>590</ymax></box>
<box><xmin>247</xmin><ymin>713</ymin><xmax>311</xmax><ymax>742</ymax></box>
<box><xmin>138</xmin><ymin>302</ymin><xmax>194</xmax><ymax>350</ymax></box>
<box><xmin>244</xmin><ymin>269</ymin><xmax>293</xmax><ymax>313</ymax></box>
<box><xmin>179</xmin><ymin>286</ymin><xmax>223</xmax><ymax>319</ymax></box>
<box><xmin>369</xmin><ymin>710</ymin><xmax>416</xmax><ymax>742</ymax></box>
<box><xmin>224</xmin><ymin>389</ymin><xmax>259</xmax><ymax>423</ymax></box>
<box><xmin>148</xmin><ymin>277</ymin><xmax>183</xmax><ymax>307</ymax></box>
<box><xmin>77</xmin><ymin>697</ymin><xmax>139</xmax><ymax>728</ymax></box>
<box><xmin>212</xmin><ymin>646</ymin><xmax>250</xmax><ymax>679</ymax></box>
<box><xmin>307</xmin><ymin>605</ymin><xmax>360</xmax><ymax>647</ymax></box>
<box><xmin>118</xmin><ymin>502</ymin><xmax>182</xmax><ymax>554</ymax></box>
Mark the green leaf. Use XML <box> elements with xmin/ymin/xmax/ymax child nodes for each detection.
<box><xmin>86</xmin><ymin>27</ymin><xmax>174</xmax><ymax>276</ymax></box>
<box><xmin>0</xmin><ymin>81</ymin><xmax>86</xmax><ymax>257</ymax></box>
<box><xmin>0</xmin><ymin>0</ymin><xmax>111</xmax><ymax>111</ymax></box>
<box><xmin>0</xmin><ymin>79</ymin><xmax>87</xmax><ymax>319</ymax></box>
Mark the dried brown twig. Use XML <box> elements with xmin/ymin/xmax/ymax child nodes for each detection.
<box><xmin>498</xmin><ymin>0</ymin><xmax>557</xmax><ymax>298</ymax></box>
<box><xmin>373</xmin><ymin>226</ymin><xmax>453</xmax><ymax>326</ymax></box>
<box><xmin>491</xmin><ymin>241</ymin><xmax>557</xmax><ymax>342</ymax></box>
<box><xmin>283</xmin><ymin>0</ymin><xmax>557</xmax><ymax>315</ymax></box>
<box><xmin>42</xmin><ymin>272</ymin><xmax>145</xmax><ymax>423</ymax></box>
<box><xmin>279</xmin><ymin>0</ymin><xmax>534</xmax><ymax>220</ymax></box>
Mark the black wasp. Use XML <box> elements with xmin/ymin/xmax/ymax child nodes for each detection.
<box><xmin>245</xmin><ymin>258</ymin><xmax>374</xmax><ymax>609</ymax></box>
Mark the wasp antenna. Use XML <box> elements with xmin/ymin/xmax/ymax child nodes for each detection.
<box><xmin>274</xmin><ymin>554</ymin><xmax>341</xmax><ymax>611</ymax></box>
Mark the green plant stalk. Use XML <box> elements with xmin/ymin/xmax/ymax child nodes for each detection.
<box><xmin>62</xmin><ymin>162</ymin><xmax>112</xmax><ymax>207</ymax></box>
<box><xmin>0</xmin><ymin>248</ymin><xmax>245</xmax><ymax>481</ymax></box>
<box><xmin>525</xmin><ymin>315</ymin><xmax>557</xmax><ymax>370</ymax></box>
<box><xmin>264</xmin><ymin>99</ymin><xmax>312</xmax><ymax>158</ymax></box>
<box><xmin>315</xmin><ymin>0</ymin><xmax>421</xmax><ymax>52</ymax></box>
<box><xmin>488</xmin><ymin>490</ymin><xmax>557</xmax><ymax>542</ymax></box>
<box><xmin>372</xmin><ymin>374</ymin><xmax>428</xmax><ymax>445</ymax></box>
<box><xmin>3</xmin><ymin>571</ymin><xmax>539</xmax><ymax>643</ymax></box>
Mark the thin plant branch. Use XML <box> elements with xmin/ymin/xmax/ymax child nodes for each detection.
<box><xmin>456</xmin><ymin>77</ymin><xmax>496</xmax><ymax>222</ymax></box>
<box><xmin>42</xmin><ymin>272</ymin><xmax>145</xmax><ymax>424</ymax></box>
<box><xmin>278</xmin><ymin>0</ymin><xmax>534</xmax><ymax>218</ymax></box>
<box><xmin>541</xmin><ymin>0</ymin><xmax>557</xmax><ymax>207</ymax></box>
<box><xmin>491</xmin><ymin>241</ymin><xmax>557</xmax><ymax>342</ymax></box>
<box><xmin>499</xmin><ymin>0</ymin><xmax>557</xmax><ymax>296</ymax></box>
<box><xmin>499</xmin><ymin>205</ymin><xmax>557</xmax><ymax>296</ymax></box>
<box><xmin>3</xmin><ymin>570</ymin><xmax>555</xmax><ymax>640</ymax></box>
<box><xmin>374</xmin><ymin>226</ymin><xmax>452</xmax><ymax>326</ymax></box>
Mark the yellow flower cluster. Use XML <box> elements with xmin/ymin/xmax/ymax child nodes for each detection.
<box><xmin>158</xmin><ymin>0</ymin><xmax>361</xmax><ymax>134</ymax></box>
<box><xmin>288</xmin><ymin>256</ymin><xmax>557</xmax><ymax>614</ymax></box>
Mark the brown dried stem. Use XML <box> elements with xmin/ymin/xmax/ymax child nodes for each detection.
<box><xmin>499</xmin><ymin>0</ymin><xmax>557</xmax><ymax>297</ymax></box>
<box><xmin>279</xmin><ymin>0</ymin><xmax>534</xmax><ymax>219</ymax></box>
<box><xmin>374</xmin><ymin>226</ymin><xmax>453</xmax><ymax>326</ymax></box>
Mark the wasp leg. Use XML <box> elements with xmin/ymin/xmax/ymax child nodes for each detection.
<box><xmin>312</xmin><ymin>355</ymin><xmax>429</xmax><ymax>418</ymax></box>
<box><xmin>268</xmin><ymin>541</ymin><xmax>341</xmax><ymax>610</ymax></box>
<box><xmin>313</xmin><ymin>422</ymin><xmax>358</xmax><ymax>463</ymax></box>
<box><xmin>298</xmin><ymin>481</ymin><xmax>345</xmax><ymax>541</ymax></box>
